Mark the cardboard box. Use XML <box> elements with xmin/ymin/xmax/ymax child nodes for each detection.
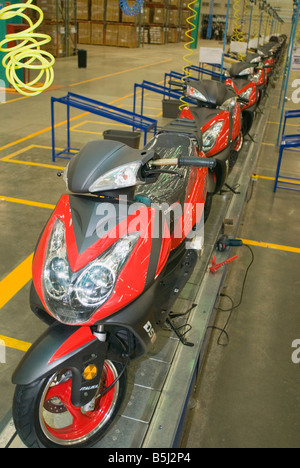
<box><xmin>106</xmin><ymin>0</ymin><xmax>120</xmax><ymax>22</ymax></box>
<box><xmin>168</xmin><ymin>27</ymin><xmax>177</xmax><ymax>43</ymax></box>
<box><xmin>36</xmin><ymin>0</ymin><xmax>57</xmax><ymax>20</ymax></box>
<box><xmin>78</xmin><ymin>22</ymin><xmax>91</xmax><ymax>44</ymax></box>
<box><xmin>168</xmin><ymin>9</ymin><xmax>179</xmax><ymax>25</ymax></box>
<box><xmin>118</xmin><ymin>25</ymin><xmax>137</xmax><ymax>48</ymax></box>
<box><xmin>153</xmin><ymin>8</ymin><xmax>164</xmax><ymax>24</ymax></box>
<box><xmin>105</xmin><ymin>24</ymin><xmax>119</xmax><ymax>46</ymax></box>
<box><xmin>39</xmin><ymin>23</ymin><xmax>75</xmax><ymax>57</ymax></box>
<box><xmin>91</xmin><ymin>23</ymin><xmax>104</xmax><ymax>44</ymax></box>
<box><xmin>91</xmin><ymin>0</ymin><xmax>104</xmax><ymax>21</ymax></box>
<box><xmin>77</xmin><ymin>0</ymin><xmax>90</xmax><ymax>20</ymax></box>
<box><xmin>149</xmin><ymin>26</ymin><xmax>164</xmax><ymax>44</ymax></box>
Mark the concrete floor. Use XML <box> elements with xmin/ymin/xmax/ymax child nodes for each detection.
<box><xmin>0</xmin><ymin>40</ymin><xmax>299</xmax><ymax>448</ymax></box>
<box><xmin>180</xmin><ymin>70</ymin><xmax>300</xmax><ymax>448</ymax></box>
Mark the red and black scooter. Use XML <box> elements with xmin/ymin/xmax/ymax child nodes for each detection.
<box><xmin>168</xmin><ymin>78</ymin><xmax>244</xmax><ymax>198</ymax></box>
<box><xmin>12</xmin><ymin>130</ymin><xmax>216</xmax><ymax>448</ymax></box>
<box><xmin>224</xmin><ymin>62</ymin><xmax>260</xmax><ymax>136</ymax></box>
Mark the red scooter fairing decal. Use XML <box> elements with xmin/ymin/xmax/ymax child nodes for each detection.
<box><xmin>32</xmin><ymin>194</ymin><xmax>171</xmax><ymax>325</ymax></box>
<box><xmin>48</xmin><ymin>326</ymin><xmax>96</xmax><ymax>364</ymax></box>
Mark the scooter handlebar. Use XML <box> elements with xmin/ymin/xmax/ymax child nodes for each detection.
<box><xmin>178</xmin><ymin>157</ymin><xmax>216</xmax><ymax>169</ymax></box>
<box><xmin>149</xmin><ymin>157</ymin><xmax>216</xmax><ymax>169</ymax></box>
<box><xmin>168</xmin><ymin>79</ymin><xmax>186</xmax><ymax>89</ymax></box>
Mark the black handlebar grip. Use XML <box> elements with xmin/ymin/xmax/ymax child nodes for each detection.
<box><xmin>168</xmin><ymin>80</ymin><xmax>185</xmax><ymax>88</ymax></box>
<box><xmin>178</xmin><ymin>157</ymin><xmax>216</xmax><ymax>169</ymax></box>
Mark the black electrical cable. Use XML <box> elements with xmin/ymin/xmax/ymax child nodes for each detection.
<box><xmin>218</xmin><ymin>244</ymin><xmax>254</xmax><ymax>313</ymax></box>
<box><xmin>207</xmin><ymin>294</ymin><xmax>233</xmax><ymax>346</ymax></box>
<box><xmin>208</xmin><ymin>244</ymin><xmax>255</xmax><ymax>346</ymax></box>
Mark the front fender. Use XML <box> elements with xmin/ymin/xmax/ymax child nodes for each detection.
<box><xmin>12</xmin><ymin>323</ymin><xmax>110</xmax><ymax>407</ymax></box>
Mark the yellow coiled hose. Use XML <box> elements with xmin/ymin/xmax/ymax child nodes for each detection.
<box><xmin>232</xmin><ymin>0</ymin><xmax>244</xmax><ymax>43</ymax></box>
<box><xmin>0</xmin><ymin>0</ymin><xmax>55</xmax><ymax>96</ymax></box>
<box><xmin>180</xmin><ymin>0</ymin><xmax>197</xmax><ymax>111</ymax></box>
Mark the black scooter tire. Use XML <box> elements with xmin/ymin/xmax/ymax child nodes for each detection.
<box><xmin>13</xmin><ymin>358</ymin><xmax>127</xmax><ymax>448</ymax></box>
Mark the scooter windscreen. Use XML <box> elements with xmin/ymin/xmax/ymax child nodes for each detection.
<box><xmin>64</xmin><ymin>140</ymin><xmax>154</xmax><ymax>194</ymax></box>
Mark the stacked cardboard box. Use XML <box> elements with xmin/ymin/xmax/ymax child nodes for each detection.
<box><xmin>168</xmin><ymin>9</ymin><xmax>179</xmax><ymax>26</ymax></box>
<box><xmin>91</xmin><ymin>0</ymin><xmax>105</xmax><ymax>21</ymax></box>
<box><xmin>36</xmin><ymin>0</ymin><xmax>57</xmax><ymax>20</ymax></box>
<box><xmin>149</xmin><ymin>26</ymin><xmax>164</xmax><ymax>44</ymax></box>
<box><xmin>152</xmin><ymin>8</ymin><xmax>164</xmax><ymax>24</ymax></box>
<box><xmin>78</xmin><ymin>22</ymin><xmax>91</xmax><ymax>44</ymax></box>
<box><xmin>105</xmin><ymin>24</ymin><xmax>119</xmax><ymax>46</ymax></box>
<box><xmin>91</xmin><ymin>23</ymin><xmax>104</xmax><ymax>44</ymax></box>
<box><xmin>39</xmin><ymin>23</ymin><xmax>76</xmax><ymax>57</ymax></box>
<box><xmin>118</xmin><ymin>25</ymin><xmax>137</xmax><ymax>48</ymax></box>
<box><xmin>77</xmin><ymin>0</ymin><xmax>90</xmax><ymax>20</ymax></box>
<box><xmin>106</xmin><ymin>0</ymin><xmax>120</xmax><ymax>22</ymax></box>
<box><xmin>168</xmin><ymin>28</ymin><xmax>177</xmax><ymax>43</ymax></box>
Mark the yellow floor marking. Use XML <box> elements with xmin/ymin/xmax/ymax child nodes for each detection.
<box><xmin>0</xmin><ymin>113</ymin><xmax>88</xmax><ymax>153</ymax></box>
<box><xmin>0</xmin><ymin>95</ymin><xmax>29</xmax><ymax>105</ymax></box>
<box><xmin>0</xmin><ymin>253</ymin><xmax>33</xmax><ymax>310</ymax></box>
<box><xmin>240</xmin><ymin>239</ymin><xmax>300</xmax><ymax>254</ymax></box>
<box><xmin>255</xmin><ymin>174</ymin><xmax>300</xmax><ymax>184</ymax></box>
<box><xmin>0</xmin><ymin>196</ymin><xmax>56</xmax><ymax>210</ymax></box>
<box><xmin>1</xmin><ymin>145</ymin><xmax>66</xmax><ymax>170</ymax></box>
<box><xmin>0</xmin><ymin>334</ymin><xmax>31</xmax><ymax>352</ymax></box>
<box><xmin>0</xmin><ymin>60</ymin><xmax>166</xmax><ymax>106</ymax></box>
<box><xmin>70</xmin><ymin>120</ymin><xmax>132</xmax><ymax>136</ymax></box>
<box><xmin>261</xmin><ymin>142</ymin><xmax>276</xmax><ymax>146</ymax></box>
<box><xmin>68</xmin><ymin>59</ymin><xmax>171</xmax><ymax>88</ymax></box>
<box><xmin>267</xmin><ymin>121</ymin><xmax>300</xmax><ymax>127</ymax></box>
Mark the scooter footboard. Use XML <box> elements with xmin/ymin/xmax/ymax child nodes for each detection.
<box><xmin>12</xmin><ymin>323</ymin><xmax>116</xmax><ymax>407</ymax></box>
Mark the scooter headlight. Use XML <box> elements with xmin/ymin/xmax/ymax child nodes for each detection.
<box><xmin>43</xmin><ymin>219</ymin><xmax>71</xmax><ymax>299</ymax></box>
<box><xmin>202</xmin><ymin>121</ymin><xmax>224</xmax><ymax>154</ymax></box>
<box><xmin>253</xmin><ymin>69</ymin><xmax>263</xmax><ymax>82</ymax></box>
<box><xmin>89</xmin><ymin>162</ymin><xmax>141</xmax><ymax>193</ymax></box>
<box><xmin>187</xmin><ymin>85</ymin><xmax>207</xmax><ymax>103</ymax></box>
<box><xmin>239</xmin><ymin>67</ymin><xmax>254</xmax><ymax>76</ymax></box>
<box><xmin>240</xmin><ymin>87</ymin><xmax>254</xmax><ymax>101</ymax></box>
<box><xmin>42</xmin><ymin>219</ymin><xmax>140</xmax><ymax>324</ymax></box>
<box><xmin>76</xmin><ymin>263</ymin><xmax>115</xmax><ymax>307</ymax></box>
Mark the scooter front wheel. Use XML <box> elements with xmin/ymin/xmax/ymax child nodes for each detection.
<box><xmin>13</xmin><ymin>359</ymin><xmax>126</xmax><ymax>448</ymax></box>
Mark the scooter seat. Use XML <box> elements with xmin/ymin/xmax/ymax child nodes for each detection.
<box><xmin>160</xmin><ymin>118</ymin><xmax>202</xmax><ymax>147</ymax></box>
<box><xmin>186</xmin><ymin>79</ymin><xmax>236</xmax><ymax>107</ymax></box>
<box><xmin>134</xmin><ymin>133</ymin><xmax>194</xmax><ymax>208</ymax></box>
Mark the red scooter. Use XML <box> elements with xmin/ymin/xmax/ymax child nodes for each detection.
<box><xmin>224</xmin><ymin>62</ymin><xmax>260</xmax><ymax>136</ymax></box>
<box><xmin>12</xmin><ymin>132</ymin><xmax>215</xmax><ymax>448</ymax></box>
<box><xmin>168</xmin><ymin>78</ymin><xmax>244</xmax><ymax>198</ymax></box>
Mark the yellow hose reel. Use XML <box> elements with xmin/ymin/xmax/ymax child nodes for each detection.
<box><xmin>0</xmin><ymin>0</ymin><xmax>55</xmax><ymax>96</ymax></box>
<box><xmin>180</xmin><ymin>0</ymin><xmax>197</xmax><ymax>110</ymax></box>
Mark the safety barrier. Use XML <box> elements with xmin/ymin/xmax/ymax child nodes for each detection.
<box><xmin>51</xmin><ymin>92</ymin><xmax>157</xmax><ymax>161</ymax></box>
<box><xmin>274</xmin><ymin>110</ymin><xmax>300</xmax><ymax>192</ymax></box>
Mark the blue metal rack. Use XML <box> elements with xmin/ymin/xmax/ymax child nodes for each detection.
<box><xmin>51</xmin><ymin>92</ymin><xmax>158</xmax><ymax>161</ymax></box>
<box><xmin>274</xmin><ymin>110</ymin><xmax>300</xmax><ymax>192</ymax></box>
